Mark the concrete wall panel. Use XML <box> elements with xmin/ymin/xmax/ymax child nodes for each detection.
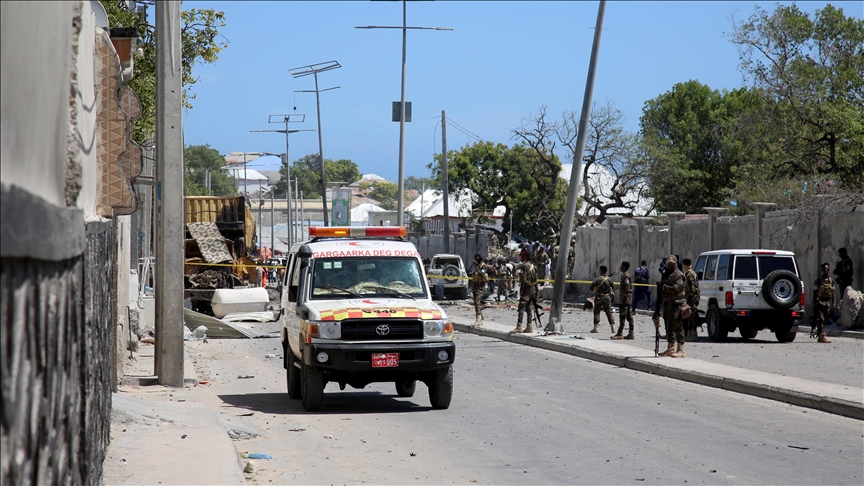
<box><xmin>673</xmin><ymin>219</ymin><xmax>709</xmax><ymax>264</ymax></box>
<box><xmin>820</xmin><ymin>210</ymin><xmax>864</xmax><ymax>293</ymax></box>
<box><xmin>0</xmin><ymin>1</ymin><xmax>73</xmax><ymax>206</ymax></box>
<box><xmin>610</xmin><ymin>225</ymin><xmax>638</xmax><ymax>274</ymax></box>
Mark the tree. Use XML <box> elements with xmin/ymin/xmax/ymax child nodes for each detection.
<box><xmin>557</xmin><ymin>102</ymin><xmax>654</xmax><ymax>224</ymax></box>
<box><xmin>184</xmin><ymin>144</ymin><xmax>234</xmax><ymax>196</ymax></box>
<box><xmin>639</xmin><ymin>81</ymin><xmax>761</xmax><ymax>213</ymax></box>
<box><xmin>274</xmin><ymin>155</ymin><xmax>361</xmax><ymax>199</ymax></box>
<box><xmin>729</xmin><ymin>4</ymin><xmax>864</xmax><ymax>190</ymax></box>
<box><xmin>405</xmin><ymin>175</ymin><xmax>437</xmax><ymax>191</ymax></box>
<box><xmin>359</xmin><ymin>180</ymin><xmax>404</xmax><ymax>211</ymax></box>
<box><xmin>103</xmin><ymin>2</ymin><xmax>227</xmax><ymax>146</ymax></box>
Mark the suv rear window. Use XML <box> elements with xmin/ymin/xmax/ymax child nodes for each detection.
<box><xmin>758</xmin><ymin>256</ymin><xmax>796</xmax><ymax>277</ymax></box>
<box><xmin>433</xmin><ymin>258</ymin><xmax>460</xmax><ymax>268</ymax></box>
<box><xmin>733</xmin><ymin>256</ymin><xmax>757</xmax><ymax>279</ymax></box>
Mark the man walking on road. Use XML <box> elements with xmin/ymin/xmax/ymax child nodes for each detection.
<box><xmin>471</xmin><ymin>254</ymin><xmax>488</xmax><ymax>327</ymax></box>
<box><xmin>512</xmin><ymin>261</ymin><xmax>538</xmax><ymax>334</ymax></box>
<box><xmin>683</xmin><ymin>258</ymin><xmax>700</xmax><ymax>342</ymax></box>
<box><xmin>632</xmin><ymin>260</ymin><xmax>652</xmax><ymax>311</ymax></box>
<box><xmin>590</xmin><ymin>265</ymin><xmax>616</xmax><ymax>334</ymax></box>
<box><xmin>612</xmin><ymin>261</ymin><xmax>634</xmax><ymax>340</ymax></box>
<box><xmin>534</xmin><ymin>246</ymin><xmax>550</xmax><ymax>285</ymax></box>
<box><xmin>659</xmin><ymin>255</ymin><xmax>686</xmax><ymax>357</ymax></box>
<box><xmin>814</xmin><ymin>262</ymin><xmax>835</xmax><ymax>343</ymax></box>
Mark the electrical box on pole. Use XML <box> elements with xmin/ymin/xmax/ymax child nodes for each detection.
<box><xmin>391</xmin><ymin>101</ymin><xmax>412</xmax><ymax>122</ymax></box>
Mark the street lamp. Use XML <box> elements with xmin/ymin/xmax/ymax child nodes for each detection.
<box><xmin>290</xmin><ymin>60</ymin><xmax>341</xmax><ymax>227</ymax></box>
<box><xmin>251</xmin><ymin>114</ymin><xmax>313</xmax><ymax>248</ymax></box>
<box><xmin>356</xmin><ymin>0</ymin><xmax>452</xmax><ymax>226</ymax></box>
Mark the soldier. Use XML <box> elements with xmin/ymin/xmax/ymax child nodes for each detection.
<box><xmin>813</xmin><ymin>262</ymin><xmax>834</xmax><ymax>343</ymax></box>
<box><xmin>512</xmin><ymin>261</ymin><xmax>538</xmax><ymax>334</ymax></box>
<box><xmin>534</xmin><ymin>246</ymin><xmax>550</xmax><ymax>285</ymax></box>
<box><xmin>833</xmin><ymin>247</ymin><xmax>854</xmax><ymax>306</ymax></box>
<box><xmin>496</xmin><ymin>258</ymin><xmax>511</xmax><ymax>300</ymax></box>
<box><xmin>682</xmin><ymin>258</ymin><xmax>700</xmax><ymax>342</ymax></box>
<box><xmin>658</xmin><ymin>255</ymin><xmax>686</xmax><ymax>357</ymax></box>
<box><xmin>471</xmin><ymin>254</ymin><xmax>488</xmax><ymax>327</ymax></box>
<box><xmin>567</xmin><ymin>238</ymin><xmax>576</xmax><ymax>276</ymax></box>
<box><xmin>589</xmin><ymin>265</ymin><xmax>616</xmax><ymax>334</ymax></box>
<box><xmin>612</xmin><ymin>261</ymin><xmax>634</xmax><ymax>340</ymax></box>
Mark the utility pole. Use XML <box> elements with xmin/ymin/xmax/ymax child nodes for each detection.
<box><xmin>356</xmin><ymin>2</ymin><xmax>452</xmax><ymax>227</ymax></box>
<box><xmin>251</xmin><ymin>114</ymin><xmax>311</xmax><ymax>247</ymax></box>
<box><xmin>441</xmin><ymin>110</ymin><xmax>450</xmax><ymax>253</ymax></box>
<box><xmin>547</xmin><ymin>0</ymin><xmax>607</xmax><ymax>335</ymax></box>
<box><xmin>290</xmin><ymin>61</ymin><xmax>341</xmax><ymax>227</ymax></box>
<box><xmin>154</xmin><ymin>0</ymin><xmax>184</xmax><ymax>387</ymax></box>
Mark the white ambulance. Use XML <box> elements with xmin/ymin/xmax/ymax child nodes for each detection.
<box><xmin>279</xmin><ymin>226</ymin><xmax>455</xmax><ymax>411</ymax></box>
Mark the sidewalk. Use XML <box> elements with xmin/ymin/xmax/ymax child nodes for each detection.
<box><xmin>102</xmin><ymin>343</ymin><xmax>246</xmax><ymax>485</ymax></box>
<box><xmin>451</xmin><ymin>316</ymin><xmax>864</xmax><ymax>420</ymax></box>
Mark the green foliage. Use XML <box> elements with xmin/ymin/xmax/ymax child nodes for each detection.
<box><xmin>639</xmin><ymin>81</ymin><xmax>762</xmax><ymax>213</ymax></box>
<box><xmin>359</xmin><ymin>180</ymin><xmax>403</xmax><ymax>211</ymax></box>
<box><xmin>103</xmin><ymin>2</ymin><xmax>227</xmax><ymax>145</ymax></box>
<box><xmin>405</xmin><ymin>175</ymin><xmax>437</xmax><ymax>191</ymax></box>
<box><xmin>428</xmin><ymin>140</ymin><xmax>569</xmax><ymax>242</ymax></box>
<box><xmin>275</xmin><ymin>155</ymin><xmax>361</xmax><ymax>199</ymax></box>
<box><xmin>183</xmin><ymin>144</ymin><xmax>234</xmax><ymax>196</ymax></box>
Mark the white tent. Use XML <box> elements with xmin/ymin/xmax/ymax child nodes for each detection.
<box><xmin>405</xmin><ymin>188</ymin><xmax>475</xmax><ymax>218</ymax></box>
<box><xmin>351</xmin><ymin>202</ymin><xmax>387</xmax><ymax>225</ymax></box>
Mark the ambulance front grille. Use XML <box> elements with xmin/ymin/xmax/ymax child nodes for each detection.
<box><xmin>340</xmin><ymin>319</ymin><xmax>424</xmax><ymax>341</ymax></box>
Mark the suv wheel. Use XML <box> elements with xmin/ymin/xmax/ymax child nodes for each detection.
<box><xmin>442</xmin><ymin>265</ymin><xmax>460</xmax><ymax>284</ymax></box>
<box><xmin>774</xmin><ymin>323</ymin><xmax>797</xmax><ymax>343</ymax></box>
<box><xmin>761</xmin><ymin>270</ymin><xmax>801</xmax><ymax>309</ymax></box>
<box><xmin>395</xmin><ymin>380</ymin><xmax>416</xmax><ymax>397</ymax></box>
<box><xmin>427</xmin><ymin>366</ymin><xmax>453</xmax><ymax>410</ymax></box>
<box><xmin>301</xmin><ymin>361</ymin><xmax>324</xmax><ymax>411</ymax></box>
<box><xmin>739</xmin><ymin>327</ymin><xmax>758</xmax><ymax>340</ymax></box>
<box><xmin>707</xmin><ymin>304</ymin><xmax>728</xmax><ymax>342</ymax></box>
<box><xmin>286</xmin><ymin>345</ymin><xmax>301</xmax><ymax>399</ymax></box>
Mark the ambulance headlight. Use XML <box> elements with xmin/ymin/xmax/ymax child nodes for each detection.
<box><xmin>318</xmin><ymin>321</ymin><xmax>342</xmax><ymax>339</ymax></box>
<box><xmin>423</xmin><ymin>319</ymin><xmax>453</xmax><ymax>338</ymax></box>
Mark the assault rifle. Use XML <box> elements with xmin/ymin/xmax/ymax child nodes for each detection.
<box><xmin>533</xmin><ymin>295</ymin><xmax>544</xmax><ymax>323</ymax></box>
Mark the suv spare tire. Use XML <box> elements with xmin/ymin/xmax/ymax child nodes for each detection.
<box><xmin>442</xmin><ymin>264</ymin><xmax>460</xmax><ymax>284</ymax></box>
<box><xmin>761</xmin><ymin>270</ymin><xmax>801</xmax><ymax>309</ymax></box>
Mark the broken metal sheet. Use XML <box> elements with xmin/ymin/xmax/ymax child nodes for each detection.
<box><xmin>183</xmin><ymin>308</ymin><xmax>260</xmax><ymax>338</ymax></box>
<box><xmin>221</xmin><ymin>311</ymin><xmax>277</xmax><ymax>323</ymax></box>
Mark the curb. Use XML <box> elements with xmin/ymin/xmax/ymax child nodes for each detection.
<box><xmin>453</xmin><ymin>321</ymin><xmax>864</xmax><ymax>421</ymax></box>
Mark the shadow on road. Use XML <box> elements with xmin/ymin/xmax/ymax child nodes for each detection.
<box><xmin>217</xmin><ymin>390</ymin><xmax>436</xmax><ymax>415</ymax></box>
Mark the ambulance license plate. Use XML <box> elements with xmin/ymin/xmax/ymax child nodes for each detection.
<box><xmin>371</xmin><ymin>353</ymin><xmax>399</xmax><ymax>368</ymax></box>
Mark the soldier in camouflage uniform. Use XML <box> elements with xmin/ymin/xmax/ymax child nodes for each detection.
<box><xmin>534</xmin><ymin>246</ymin><xmax>550</xmax><ymax>285</ymax></box>
<box><xmin>682</xmin><ymin>258</ymin><xmax>700</xmax><ymax>342</ymax></box>
<box><xmin>471</xmin><ymin>254</ymin><xmax>488</xmax><ymax>327</ymax></box>
<box><xmin>659</xmin><ymin>255</ymin><xmax>686</xmax><ymax>357</ymax></box>
<box><xmin>512</xmin><ymin>261</ymin><xmax>538</xmax><ymax>333</ymax></box>
<box><xmin>612</xmin><ymin>262</ymin><xmax>634</xmax><ymax>340</ymax></box>
<box><xmin>813</xmin><ymin>262</ymin><xmax>834</xmax><ymax>343</ymax></box>
<box><xmin>589</xmin><ymin>265</ymin><xmax>616</xmax><ymax>334</ymax></box>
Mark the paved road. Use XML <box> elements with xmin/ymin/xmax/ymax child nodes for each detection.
<box><xmin>184</xmin><ymin>325</ymin><xmax>862</xmax><ymax>485</ymax></box>
<box><xmin>444</xmin><ymin>300</ymin><xmax>864</xmax><ymax>389</ymax></box>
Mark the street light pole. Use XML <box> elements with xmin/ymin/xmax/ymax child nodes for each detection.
<box><xmin>251</xmin><ymin>114</ymin><xmax>311</xmax><ymax>247</ymax></box>
<box><xmin>356</xmin><ymin>1</ymin><xmax>452</xmax><ymax>227</ymax></box>
<box><xmin>290</xmin><ymin>61</ymin><xmax>341</xmax><ymax>227</ymax></box>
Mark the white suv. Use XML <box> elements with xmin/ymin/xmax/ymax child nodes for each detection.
<box><xmin>694</xmin><ymin>249</ymin><xmax>805</xmax><ymax>343</ymax></box>
<box><xmin>426</xmin><ymin>254</ymin><xmax>469</xmax><ymax>300</ymax></box>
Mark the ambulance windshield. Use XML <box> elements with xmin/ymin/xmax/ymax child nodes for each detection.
<box><xmin>310</xmin><ymin>257</ymin><xmax>427</xmax><ymax>299</ymax></box>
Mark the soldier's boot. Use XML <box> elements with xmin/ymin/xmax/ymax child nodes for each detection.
<box><xmin>610</xmin><ymin>322</ymin><xmax>617</xmax><ymax>334</ymax></box>
<box><xmin>624</xmin><ymin>324</ymin><xmax>635</xmax><ymax>340</ymax></box>
<box><xmin>818</xmin><ymin>332</ymin><xmax>832</xmax><ymax>343</ymax></box>
<box><xmin>510</xmin><ymin>322</ymin><xmax>523</xmax><ymax>334</ymax></box>
<box><xmin>590</xmin><ymin>323</ymin><xmax>599</xmax><ymax>333</ymax></box>
<box><xmin>671</xmin><ymin>342</ymin><xmax>686</xmax><ymax>358</ymax></box>
<box><xmin>472</xmin><ymin>314</ymin><xmax>483</xmax><ymax>327</ymax></box>
<box><xmin>611</xmin><ymin>327</ymin><xmax>624</xmax><ymax>340</ymax></box>
<box><xmin>523</xmin><ymin>323</ymin><xmax>534</xmax><ymax>333</ymax></box>
<box><xmin>658</xmin><ymin>341</ymin><xmax>676</xmax><ymax>357</ymax></box>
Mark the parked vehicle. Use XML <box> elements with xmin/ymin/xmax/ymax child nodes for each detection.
<box><xmin>279</xmin><ymin>226</ymin><xmax>455</xmax><ymax>411</ymax></box>
<box><xmin>694</xmin><ymin>249</ymin><xmax>805</xmax><ymax>343</ymax></box>
<box><xmin>426</xmin><ymin>254</ymin><xmax>469</xmax><ymax>300</ymax></box>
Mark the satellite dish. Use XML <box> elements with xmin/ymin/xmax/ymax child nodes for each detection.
<box><xmin>90</xmin><ymin>1</ymin><xmax>109</xmax><ymax>29</ymax></box>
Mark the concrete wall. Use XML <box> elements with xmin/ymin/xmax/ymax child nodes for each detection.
<box><xmin>0</xmin><ymin>1</ymin><xmax>73</xmax><ymax>206</ymax></box>
<box><xmin>410</xmin><ymin>230</ymin><xmax>496</xmax><ymax>268</ymax></box>
<box><xmin>714</xmin><ymin>215</ymin><xmax>755</xmax><ymax>251</ymax></box>
<box><xmin>75</xmin><ymin>6</ymin><xmax>100</xmax><ymax>219</ymax></box>
<box><xmin>673</xmin><ymin>219</ymin><xmax>709</xmax><ymax>264</ymax></box>
<box><xmin>610</xmin><ymin>224</ymin><xmax>638</xmax><ymax>276</ymax></box>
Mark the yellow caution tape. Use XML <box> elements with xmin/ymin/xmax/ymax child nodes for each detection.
<box><xmin>184</xmin><ymin>261</ymin><xmax>285</xmax><ymax>269</ymax></box>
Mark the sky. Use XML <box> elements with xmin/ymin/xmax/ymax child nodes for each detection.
<box><xmin>181</xmin><ymin>1</ymin><xmax>863</xmax><ymax>179</ymax></box>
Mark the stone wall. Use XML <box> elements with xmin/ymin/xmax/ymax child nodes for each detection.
<box><xmin>567</xmin><ymin>206</ymin><xmax>864</xmax><ymax>312</ymax></box>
